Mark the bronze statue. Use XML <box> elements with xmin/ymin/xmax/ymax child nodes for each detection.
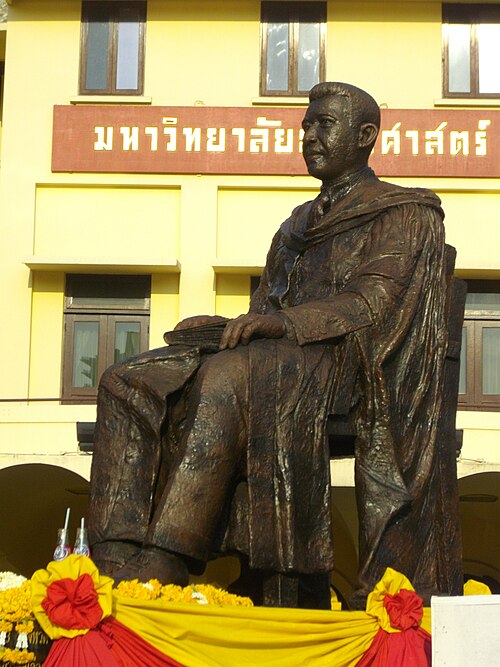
<box><xmin>89</xmin><ymin>82</ymin><xmax>459</xmax><ymax>608</ymax></box>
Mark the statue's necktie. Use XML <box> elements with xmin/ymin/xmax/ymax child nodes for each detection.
<box><xmin>310</xmin><ymin>189</ymin><xmax>331</xmax><ymax>224</ymax></box>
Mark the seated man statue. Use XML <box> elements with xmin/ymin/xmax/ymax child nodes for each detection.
<box><xmin>89</xmin><ymin>82</ymin><xmax>453</xmax><ymax>608</ymax></box>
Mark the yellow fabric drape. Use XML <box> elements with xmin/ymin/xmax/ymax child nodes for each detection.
<box><xmin>113</xmin><ymin>568</ymin><xmax>431</xmax><ymax>667</ymax></box>
<box><xmin>114</xmin><ymin>598</ymin><xmax>378</xmax><ymax>667</ymax></box>
<box><xmin>34</xmin><ymin>559</ymin><xmax>477</xmax><ymax>667</ymax></box>
<box><xmin>364</xmin><ymin>568</ymin><xmax>431</xmax><ymax>635</ymax></box>
<box><xmin>464</xmin><ymin>580</ymin><xmax>492</xmax><ymax>596</ymax></box>
<box><xmin>31</xmin><ymin>556</ymin><xmax>114</xmax><ymax>640</ymax></box>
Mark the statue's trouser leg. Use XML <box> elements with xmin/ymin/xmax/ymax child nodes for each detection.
<box><xmin>88</xmin><ymin>355</ymin><xmax>170</xmax><ymax>546</ymax></box>
<box><xmin>88</xmin><ymin>346</ymin><xmax>249</xmax><ymax>564</ymax></box>
<box><xmin>144</xmin><ymin>348</ymin><xmax>248</xmax><ymax>562</ymax></box>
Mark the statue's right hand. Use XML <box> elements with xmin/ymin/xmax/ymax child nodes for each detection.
<box><xmin>174</xmin><ymin>315</ymin><xmax>227</xmax><ymax>331</ymax></box>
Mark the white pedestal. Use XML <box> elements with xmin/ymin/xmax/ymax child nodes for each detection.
<box><xmin>432</xmin><ymin>595</ymin><xmax>500</xmax><ymax>666</ymax></box>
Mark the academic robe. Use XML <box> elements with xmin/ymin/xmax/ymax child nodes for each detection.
<box><xmin>90</xmin><ymin>169</ymin><xmax>454</xmax><ymax>601</ymax></box>
<box><xmin>238</xmin><ymin>170</ymin><xmax>449</xmax><ymax>598</ymax></box>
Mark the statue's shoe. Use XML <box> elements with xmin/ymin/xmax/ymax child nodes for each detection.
<box><xmin>112</xmin><ymin>546</ymin><xmax>189</xmax><ymax>586</ymax></box>
<box><xmin>92</xmin><ymin>540</ymin><xmax>141</xmax><ymax>577</ymax></box>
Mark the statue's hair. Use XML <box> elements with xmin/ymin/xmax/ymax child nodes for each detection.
<box><xmin>309</xmin><ymin>82</ymin><xmax>381</xmax><ymax>145</ymax></box>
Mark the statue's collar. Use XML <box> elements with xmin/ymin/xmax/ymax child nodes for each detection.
<box><xmin>319</xmin><ymin>166</ymin><xmax>374</xmax><ymax>208</ymax></box>
<box><xmin>280</xmin><ymin>172</ymin><xmax>443</xmax><ymax>253</ymax></box>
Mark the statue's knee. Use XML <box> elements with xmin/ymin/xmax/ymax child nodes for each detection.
<box><xmin>99</xmin><ymin>361</ymin><xmax>128</xmax><ymax>392</ymax></box>
<box><xmin>198</xmin><ymin>349</ymin><xmax>249</xmax><ymax>393</ymax></box>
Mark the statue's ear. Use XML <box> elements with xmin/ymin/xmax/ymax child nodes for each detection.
<box><xmin>358</xmin><ymin>122</ymin><xmax>379</xmax><ymax>149</ymax></box>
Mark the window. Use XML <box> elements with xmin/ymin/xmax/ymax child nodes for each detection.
<box><xmin>79</xmin><ymin>1</ymin><xmax>146</xmax><ymax>95</ymax></box>
<box><xmin>62</xmin><ymin>275</ymin><xmax>150</xmax><ymax>402</ymax></box>
<box><xmin>260</xmin><ymin>1</ymin><xmax>326</xmax><ymax>97</ymax></box>
<box><xmin>443</xmin><ymin>4</ymin><xmax>500</xmax><ymax>98</ymax></box>
<box><xmin>459</xmin><ymin>281</ymin><xmax>500</xmax><ymax>410</ymax></box>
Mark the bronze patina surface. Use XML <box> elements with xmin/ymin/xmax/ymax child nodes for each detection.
<box><xmin>88</xmin><ymin>82</ymin><xmax>462</xmax><ymax>609</ymax></box>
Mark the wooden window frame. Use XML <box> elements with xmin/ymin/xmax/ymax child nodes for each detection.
<box><xmin>459</xmin><ymin>319</ymin><xmax>500</xmax><ymax>410</ymax></box>
<box><xmin>62</xmin><ymin>275</ymin><xmax>150</xmax><ymax>403</ymax></box>
<box><xmin>65</xmin><ymin>274</ymin><xmax>151</xmax><ymax>314</ymax></box>
<box><xmin>79</xmin><ymin>0</ymin><xmax>146</xmax><ymax>96</ymax></box>
<box><xmin>442</xmin><ymin>3</ymin><xmax>500</xmax><ymax>99</ymax></box>
<box><xmin>260</xmin><ymin>1</ymin><xmax>326</xmax><ymax>97</ymax></box>
<box><xmin>458</xmin><ymin>320</ymin><xmax>475</xmax><ymax>407</ymax></box>
<box><xmin>458</xmin><ymin>280</ymin><xmax>500</xmax><ymax>411</ymax></box>
<box><xmin>63</xmin><ymin>313</ymin><xmax>108</xmax><ymax>402</ymax></box>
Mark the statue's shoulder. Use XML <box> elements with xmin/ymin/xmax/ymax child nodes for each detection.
<box><xmin>366</xmin><ymin>177</ymin><xmax>442</xmax><ymax>211</ymax></box>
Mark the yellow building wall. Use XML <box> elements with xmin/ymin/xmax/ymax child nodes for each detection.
<box><xmin>328</xmin><ymin>2</ymin><xmax>442</xmax><ymax>108</ymax></box>
<box><xmin>146</xmin><ymin>1</ymin><xmax>260</xmax><ymax>106</ymax></box>
<box><xmin>438</xmin><ymin>189</ymin><xmax>500</xmax><ymax>273</ymax></box>
<box><xmin>215</xmin><ymin>275</ymin><xmax>252</xmax><ymax>319</ymax></box>
<box><xmin>216</xmin><ymin>187</ymin><xmax>315</xmax><ymax>261</ymax></box>
<box><xmin>150</xmin><ymin>274</ymin><xmax>180</xmax><ymax>347</ymax></box>
<box><xmin>29</xmin><ymin>272</ymin><xmax>65</xmax><ymax>400</ymax></box>
<box><xmin>0</xmin><ymin>0</ymin><xmax>498</xmax><ymax>473</ymax></box>
<box><xmin>34</xmin><ymin>185</ymin><xmax>181</xmax><ymax>260</ymax></box>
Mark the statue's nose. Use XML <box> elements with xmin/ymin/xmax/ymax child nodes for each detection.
<box><xmin>303</xmin><ymin>126</ymin><xmax>317</xmax><ymax>144</ymax></box>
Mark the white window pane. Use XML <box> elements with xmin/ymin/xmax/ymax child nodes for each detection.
<box><xmin>298</xmin><ymin>22</ymin><xmax>320</xmax><ymax>91</ymax></box>
<box><xmin>267</xmin><ymin>22</ymin><xmax>289</xmax><ymax>91</ymax></box>
<box><xmin>73</xmin><ymin>321</ymin><xmax>99</xmax><ymax>387</ymax></box>
<box><xmin>466</xmin><ymin>292</ymin><xmax>500</xmax><ymax>311</ymax></box>
<box><xmin>448</xmin><ymin>24</ymin><xmax>471</xmax><ymax>93</ymax></box>
<box><xmin>114</xmin><ymin>322</ymin><xmax>141</xmax><ymax>363</ymax></box>
<box><xmin>482</xmin><ymin>328</ymin><xmax>500</xmax><ymax>395</ymax></box>
<box><xmin>116</xmin><ymin>17</ymin><xmax>140</xmax><ymax>90</ymax></box>
<box><xmin>478</xmin><ymin>24</ymin><xmax>500</xmax><ymax>94</ymax></box>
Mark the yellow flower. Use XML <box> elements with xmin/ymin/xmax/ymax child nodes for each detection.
<box><xmin>190</xmin><ymin>584</ymin><xmax>253</xmax><ymax>607</ymax></box>
<box><xmin>111</xmin><ymin>572</ymin><xmax>254</xmax><ymax>607</ymax></box>
<box><xmin>31</xmin><ymin>555</ymin><xmax>113</xmax><ymax>640</ymax></box>
<box><xmin>14</xmin><ymin>621</ymin><xmax>34</xmax><ymax>635</ymax></box>
<box><xmin>114</xmin><ymin>579</ymin><xmax>162</xmax><ymax>601</ymax></box>
<box><xmin>0</xmin><ymin>648</ymin><xmax>36</xmax><ymax>664</ymax></box>
<box><xmin>0</xmin><ymin>582</ymin><xmax>33</xmax><ymax>625</ymax></box>
<box><xmin>113</xmin><ymin>579</ymin><xmax>253</xmax><ymax>606</ymax></box>
<box><xmin>159</xmin><ymin>583</ymin><xmax>183</xmax><ymax>602</ymax></box>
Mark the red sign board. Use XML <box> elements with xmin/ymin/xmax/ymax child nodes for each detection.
<box><xmin>52</xmin><ymin>105</ymin><xmax>500</xmax><ymax>178</ymax></box>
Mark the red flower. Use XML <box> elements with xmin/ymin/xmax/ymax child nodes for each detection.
<box><xmin>383</xmin><ymin>588</ymin><xmax>423</xmax><ymax>631</ymax></box>
<box><xmin>42</xmin><ymin>573</ymin><xmax>103</xmax><ymax>630</ymax></box>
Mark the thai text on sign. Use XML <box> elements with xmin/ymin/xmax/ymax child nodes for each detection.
<box><xmin>52</xmin><ymin>106</ymin><xmax>500</xmax><ymax>178</ymax></box>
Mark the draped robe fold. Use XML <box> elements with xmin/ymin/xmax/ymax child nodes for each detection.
<box><xmin>240</xmin><ymin>174</ymin><xmax>448</xmax><ymax>596</ymax></box>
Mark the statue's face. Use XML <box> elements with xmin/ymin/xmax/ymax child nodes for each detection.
<box><xmin>302</xmin><ymin>95</ymin><xmax>361</xmax><ymax>182</ymax></box>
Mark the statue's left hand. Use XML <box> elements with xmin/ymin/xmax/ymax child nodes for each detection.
<box><xmin>219</xmin><ymin>313</ymin><xmax>285</xmax><ymax>350</ymax></box>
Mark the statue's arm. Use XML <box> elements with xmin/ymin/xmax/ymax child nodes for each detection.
<box><xmin>248</xmin><ymin>231</ymin><xmax>282</xmax><ymax>314</ymax></box>
<box><xmin>280</xmin><ymin>204</ymin><xmax>444</xmax><ymax>345</ymax></box>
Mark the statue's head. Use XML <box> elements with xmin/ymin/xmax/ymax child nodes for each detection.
<box><xmin>302</xmin><ymin>82</ymin><xmax>380</xmax><ymax>183</ymax></box>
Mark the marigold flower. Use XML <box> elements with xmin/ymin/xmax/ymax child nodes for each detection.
<box><xmin>114</xmin><ymin>580</ymin><xmax>253</xmax><ymax>607</ymax></box>
<box><xmin>0</xmin><ymin>647</ymin><xmax>36</xmax><ymax>664</ymax></box>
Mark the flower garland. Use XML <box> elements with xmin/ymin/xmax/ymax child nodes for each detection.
<box><xmin>114</xmin><ymin>579</ymin><xmax>254</xmax><ymax>607</ymax></box>
<box><xmin>0</xmin><ymin>575</ymin><xmax>36</xmax><ymax>665</ymax></box>
<box><xmin>0</xmin><ymin>573</ymin><xmax>27</xmax><ymax>593</ymax></box>
<box><xmin>0</xmin><ymin>647</ymin><xmax>36</xmax><ymax>665</ymax></box>
<box><xmin>1</xmin><ymin>566</ymin><xmax>254</xmax><ymax>653</ymax></box>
